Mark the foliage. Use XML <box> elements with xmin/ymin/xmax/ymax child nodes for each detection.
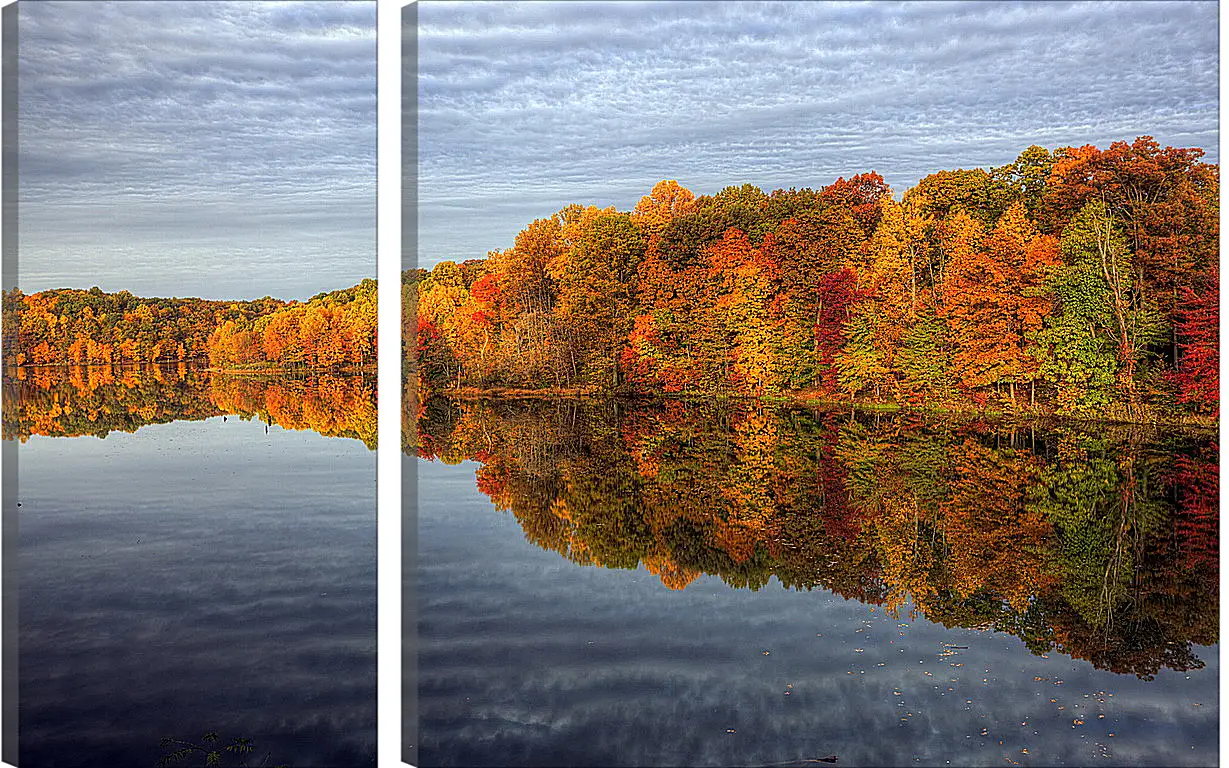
<box><xmin>410</xmin><ymin>138</ymin><xmax>1217</xmax><ymax>421</ymax></box>
<box><xmin>3</xmin><ymin>280</ymin><xmax>376</xmax><ymax>372</ymax></box>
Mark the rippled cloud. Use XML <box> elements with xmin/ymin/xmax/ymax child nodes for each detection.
<box><xmin>18</xmin><ymin>1</ymin><xmax>376</xmax><ymax>300</ymax></box>
<box><xmin>416</xmin><ymin>0</ymin><xmax>1218</xmax><ymax>267</ymax></box>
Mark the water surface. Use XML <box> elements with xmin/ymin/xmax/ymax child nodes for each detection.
<box><xmin>414</xmin><ymin>398</ymin><xmax>1217</xmax><ymax>767</ymax></box>
<box><xmin>8</xmin><ymin>366</ymin><xmax>376</xmax><ymax>767</ymax></box>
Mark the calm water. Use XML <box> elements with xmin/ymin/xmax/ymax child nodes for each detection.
<box><xmin>7</xmin><ymin>366</ymin><xmax>376</xmax><ymax>767</ymax></box>
<box><xmin>414</xmin><ymin>398</ymin><xmax>1218</xmax><ymax>767</ymax></box>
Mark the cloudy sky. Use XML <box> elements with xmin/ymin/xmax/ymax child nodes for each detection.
<box><xmin>416</xmin><ymin>0</ymin><xmax>1219</xmax><ymax>268</ymax></box>
<box><xmin>18</xmin><ymin>1</ymin><xmax>375</xmax><ymax>300</ymax></box>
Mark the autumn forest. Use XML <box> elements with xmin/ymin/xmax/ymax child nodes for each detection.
<box><xmin>408</xmin><ymin>138</ymin><xmax>1218</xmax><ymax>424</ymax></box>
<box><xmin>2</xmin><ymin>279</ymin><xmax>376</xmax><ymax>371</ymax></box>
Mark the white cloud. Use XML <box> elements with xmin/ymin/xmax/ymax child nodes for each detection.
<box><xmin>18</xmin><ymin>1</ymin><xmax>376</xmax><ymax>300</ymax></box>
<box><xmin>414</xmin><ymin>0</ymin><xmax>1218</xmax><ymax>267</ymax></box>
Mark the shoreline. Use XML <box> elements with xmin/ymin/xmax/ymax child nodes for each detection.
<box><xmin>429</xmin><ymin>385</ymin><xmax>1219</xmax><ymax>433</ymax></box>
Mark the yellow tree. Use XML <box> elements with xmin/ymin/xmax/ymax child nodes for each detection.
<box><xmin>838</xmin><ymin>199</ymin><xmax>911</xmax><ymax>399</ymax></box>
<box><xmin>708</xmin><ymin>229</ymin><xmax>780</xmax><ymax>394</ymax></box>
<box><xmin>550</xmin><ymin>208</ymin><xmax>645</xmax><ymax>388</ymax></box>
<box><xmin>631</xmin><ymin>180</ymin><xmax>698</xmax><ymax>238</ymax></box>
<box><xmin>984</xmin><ymin>202</ymin><xmax>1059</xmax><ymax>404</ymax></box>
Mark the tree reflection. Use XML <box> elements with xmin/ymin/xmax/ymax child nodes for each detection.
<box><xmin>416</xmin><ymin>397</ymin><xmax>1217</xmax><ymax>679</ymax></box>
<box><xmin>3</xmin><ymin>364</ymin><xmax>376</xmax><ymax>449</ymax></box>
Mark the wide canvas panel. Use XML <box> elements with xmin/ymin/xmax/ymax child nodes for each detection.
<box><xmin>406</xmin><ymin>2</ymin><xmax>1219</xmax><ymax>766</ymax></box>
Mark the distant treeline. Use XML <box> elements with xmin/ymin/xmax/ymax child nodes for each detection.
<box><xmin>3</xmin><ymin>279</ymin><xmax>375</xmax><ymax>370</ymax></box>
<box><xmin>408</xmin><ymin>137</ymin><xmax>1218</xmax><ymax>421</ymax></box>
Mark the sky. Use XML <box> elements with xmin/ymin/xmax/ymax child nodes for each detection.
<box><xmin>17</xmin><ymin>1</ymin><xmax>376</xmax><ymax>301</ymax></box>
<box><xmin>415</xmin><ymin>0</ymin><xmax>1219</xmax><ymax>269</ymax></box>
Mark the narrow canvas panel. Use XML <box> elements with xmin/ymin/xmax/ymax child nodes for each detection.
<box><xmin>3</xmin><ymin>3</ymin><xmax>377</xmax><ymax>766</ymax></box>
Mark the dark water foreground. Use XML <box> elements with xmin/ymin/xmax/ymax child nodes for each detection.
<box><xmin>6</xmin><ymin>366</ymin><xmax>376</xmax><ymax>767</ymax></box>
<box><xmin>412</xmin><ymin>397</ymin><xmax>1217</xmax><ymax>767</ymax></box>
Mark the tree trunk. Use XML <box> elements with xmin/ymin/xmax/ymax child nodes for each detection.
<box><xmin>908</xmin><ymin>246</ymin><xmax>918</xmax><ymax>318</ymax></box>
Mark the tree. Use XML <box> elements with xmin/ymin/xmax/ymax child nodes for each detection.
<box><xmin>820</xmin><ymin>172</ymin><xmax>891</xmax><ymax>236</ymax></box>
<box><xmin>1171</xmin><ymin>264</ymin><xmax>1218</xmax><ymax>414</ymax></box>
<box><xmin>631</xmin><ymin>180</ymin><xmax>697</xmax><ymax>237</ymax></box>
<box><xmin>939</xmin><ymin>209</ymin><xmax>1010</xmax><ymax>397</ymax></box>
<box><xmin>1041</xmin><ymin>201</ymin><xmax>1162</xmax><ymax>413</ymax></box>
<box><xmin>551</xmin><ymin>208</ymin><xmax>645</xmax><ymax>387</ymax></box>
<box><xmin>813</xmin><ymin>269</ymin><xmax>859</xmax><ymax>392</ymax></box>
<box><xmin>707</xmin><ymin>229</ymin><xmax>780</xmax><ymax>394</ymax></box>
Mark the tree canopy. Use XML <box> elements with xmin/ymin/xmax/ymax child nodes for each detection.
<box><xmin>409</xmin><ymin>139</ymin><xmax>1218</xmax><ymax>422</ymax></box>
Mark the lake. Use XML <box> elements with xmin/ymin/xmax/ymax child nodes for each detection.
<box><xmin>412</xmin><ymin>397</ymin><xmax>1217</xmax><ymax>767</ymax></box>
<box><xmin>6</xmin><ymin>365</ymin><xmax>376</xmax><ymax>767</ymax></box>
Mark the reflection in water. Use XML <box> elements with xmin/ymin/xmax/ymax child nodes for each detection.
<box><xmin>3</xmin><ymin>364</ymin><xmax>376</xmax><ymax>448</ymax></box>
<box><xmin>416</xmin><ymin>397</ymin><xmax>1217</xmax><ymax>681</ymax></box>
